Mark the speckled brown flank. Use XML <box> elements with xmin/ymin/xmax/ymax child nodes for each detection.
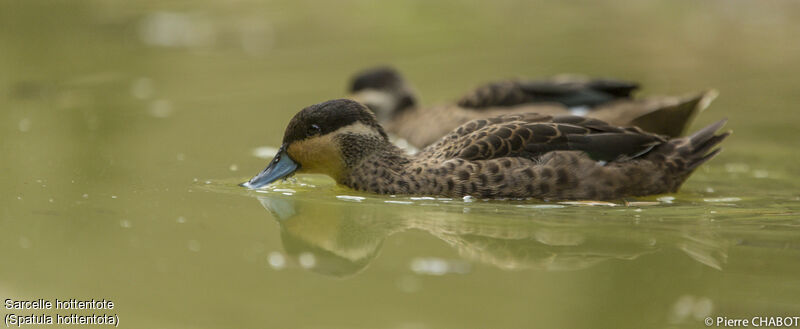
<box><xmin>339</xmin><ymin>111</ymin><xmax>729</xmax><ymax>200</ymax></box>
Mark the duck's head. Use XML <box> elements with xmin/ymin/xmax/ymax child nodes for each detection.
<box><xmin>348</xmin><ymin>66</ymin><xmax>417</xmax><ymax>122</ymax></box>
<box><xmin>242</xmin><ymin>99</ymin><xmax>389</xmax><ymax>189</ymax></box>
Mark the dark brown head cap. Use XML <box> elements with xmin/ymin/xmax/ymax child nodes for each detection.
<box><xmin>282</xmin><ymin>99</ymin><xmax>388</xmax><ymax>144</ymax></box>
<box><xmin>349</xmin><ymin>66</ymin><xmax>417</xmax><ymax>116</ymax></box>
<box><xmin>350</xmin><ymin>66</ymin><xmax>405</xmax><ymax>93</ymax></box>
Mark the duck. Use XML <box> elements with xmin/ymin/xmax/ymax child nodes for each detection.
<box><xmin>242</xmin><ymin>99</ymin><xmax>729</xmax><ymax>200</ymax></box>
<box><xmin>348</xmin><ymin>66</ymin><xmax>718</xmax><ymax>148</ymax></box>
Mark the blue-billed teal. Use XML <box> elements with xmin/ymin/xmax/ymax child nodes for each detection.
<box><xmin>242</xmin><ymin>99</ymin><xmax>729</xmax><ymax>200</ymax></box>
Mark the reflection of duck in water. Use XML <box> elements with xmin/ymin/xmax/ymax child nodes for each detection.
<box><xmin>348</xmin><ymin>67</ymin><xmax>718</xmax><ymax>148</ymax></box>
<box><xmin>256</xmin><ymin>194</ymin><xmax>730</xmax><ymax>277</ymax></box>
<box><xmin>258</xmin><ymin>196</ymin><xmax>401</xmax><ymax>277</ymax></box>
<box><xmin>242</xmin><ymin>99</ymin><xmax>729</xmax><ymax>200</ymax></box>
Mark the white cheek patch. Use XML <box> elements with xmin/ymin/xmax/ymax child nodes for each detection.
<box><xmin>568</xmin><ymin>106</ymin><xmax>590</xmax><ymax>116</ymax></box>
<box><xmin>352</xmin><ymin>90</ymin><xmax>397</xmax><ymax>122</ymax></box>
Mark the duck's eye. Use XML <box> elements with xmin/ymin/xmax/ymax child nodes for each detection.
<box><xmin>307</xmin><ymin>124</ymin><xmax>321</xmax><ymax>136</ymax></box>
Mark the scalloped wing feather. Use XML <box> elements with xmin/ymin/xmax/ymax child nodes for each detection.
<box><xmin>423</xmin><ymin>115</ymin><xmax>667</xmax><ymax>162</ymax></box>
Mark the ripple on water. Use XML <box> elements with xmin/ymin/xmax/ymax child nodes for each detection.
<box><xmin>703</xmin><ymin>197</ymin><xmax>742</xmax><ymax>203</ymax></box>
<box><xmin>516</xmin><ymin>204</ymin><xmax>566</xmax><ymax>209</ymax></box>
<box><xmin>298</xmin><ymin>252</ymin><xmax>316</xmax><ymax>269</ymax></box>
<box><xmin>274</xmin><ymin>188</ymin><xmax>296</xmax><ymax>196</ymax></box>
<box><xmin>410</xmin><ymin>257</ymin><xmax>471</xmax><ymax>276</ymax></box>
<box><xmin>267</xmin><ymin>252</ymin><xmax>286</xmax><ymax>270</ymax></box>
<box><xmin>384</xmin><ymin>200</ymin><xmax>414</xmax><ymax>205</ymax></box>
<box><xmin>559</xmin><ymin>201</ymin><xmax>618</xmax><ymax>207</ymax></box>
<box><xmin>336</xmin><ymin>195</ymin><xmax>365</xmax><ymax>202</ymax></box>
<box><xmin>252</xmin><ymin>146</ymin><xmax>279</xmax><ymax>159</ymax></box>
<box><xmin>626</xmin><ymin>201</ymin><xmax>660</xmax><ymax>206</ymax></box>
<box><xmin>658</xmin><ymin>196</ymin><xmax>675</xmax><ymax>204</ymax></box>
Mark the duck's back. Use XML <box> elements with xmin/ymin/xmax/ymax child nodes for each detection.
<box><xmin>389</xmin><ymin>85</ymin><xmax>715</xmax><ymax>148</ymax></box>
<box><xmin>456</xmin><ymin>77</ymin><xmax>639</xmax><ymax>109</ymax></box>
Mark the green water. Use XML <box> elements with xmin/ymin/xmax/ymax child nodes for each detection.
<box><xmin>2</xmin><ymin>0</ymin><xmax>800</xmax><ymax>328</ymax></box>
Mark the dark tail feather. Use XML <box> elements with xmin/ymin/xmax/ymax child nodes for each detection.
<box><xmin>630</xmin><ymin>89</ymin><xmax>718</xmax><ymax>137</ymax></box>
<box><xmin>680</xmin><ymin>118</ymin><xmax>731</xmax><ymax>171</ymax></box>
<box><xmin>690</xmin><ymin>131</ymin><xmax>730</xmax><ymax>159</ymax></box>
<box><xmin>687</xmin><ymin>148</ymin><xmax>723</xmax><ymax>171</ymax></box>
<box><xmin>645</xmin><ymin>118</ymin><xmax>729</xmax><ymax>193</ymax></box>
<box><xmin>688</xmin><ymin>118</ymin><xmax>728</xmax><ymax>147</ymax></box>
